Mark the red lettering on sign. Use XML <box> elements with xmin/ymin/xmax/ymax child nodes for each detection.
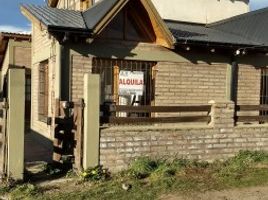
<box><xmin>119</xmin><ymin>79</ymin><xmax>144</xmax><ymax>85</ymax></box>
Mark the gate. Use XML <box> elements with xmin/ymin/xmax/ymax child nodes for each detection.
<box><xmin>52</xmin><ymin>99</ymin><xmax>84</xmax><ymax>170</ymax></box>
<box><xmin>0</xmin><ymin>99</ymin><xmax>8</xmax><ymax>177</ymax></box>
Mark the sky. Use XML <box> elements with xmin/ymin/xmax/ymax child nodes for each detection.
<box><xmin>0</xmin><ymin>0</ymin><xmax>268</xmax><ymax>33</ymax></box>
<box><xmin>0</xmin><ymin>0</ymin><xmax>45</xmax><ymax>33</ymax></box>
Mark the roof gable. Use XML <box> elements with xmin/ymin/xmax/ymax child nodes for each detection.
<box><xmin>21</xmin><ymin>0</ymin><xmax>174</xmax><ymax>48</ymax></box>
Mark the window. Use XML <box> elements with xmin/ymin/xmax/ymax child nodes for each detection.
<box><xmin>38</xmin><ymin>60</ymin><xmax>49</xmax><ymax>121</ymax></box>
<box><xmin>260</xmin><ymin>68</ymin><xmax>268</xmax><ymax>119</ymax></box>
<box><xmin>99</xmin><ymin>2</ymin><xmax>156</xmax><ymax>42</ymax></box>
<box><xmin>92</xmin><ymin>58</ymin><xmax>156</xmax><ymax>107</ymax></box>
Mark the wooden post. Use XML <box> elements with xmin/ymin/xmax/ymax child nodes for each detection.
<box><xmin>83</xmin><ymin>74</ymin><xmax>100</xmax><ymax>169</ymax></box>
<box><xmin>7</xmin><ymin>68</ymin><xmax>25</xmax><ymax>180</ymax></box>
<box><xmin>53</xmin><ymin>99</ymin><xmax>62</xmax><ymax>164</ymax></box>
<box><xmin>0</xmin><ymin>100</ymin><xmax>8</xmax><ymax>175</ymax></box>
<box><xmin>74</xmin><ymin>99</ymin><xmax>84</xmax><ymax>170</ymax></box>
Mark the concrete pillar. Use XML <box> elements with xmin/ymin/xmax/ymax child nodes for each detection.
<box><xmin>226</xmin><ymin>62</ymin><xmax>238</xmax><ymax>103</ymax></box>
<box><xmin>7</xmin><ymin>68</ymin><xmax>25</xmax><ymax>180</ymax></box>
<box><xmin>83</xmin><ymin>74</ymin><xmax>100</xmax><ymax>169</ymax></box>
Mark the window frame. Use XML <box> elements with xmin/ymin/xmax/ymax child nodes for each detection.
<box><xmin>92</xmin><ymin>58</ymin><xmax>156</xmax><ymax>107</ymax></box>
<box><xmin>38</xmin><ymin>60</ymin><xmax>49</xmax><ymax>122</ymax></box>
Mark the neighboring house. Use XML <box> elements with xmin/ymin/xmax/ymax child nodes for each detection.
<box><xmin>152</xmin><ymin>0</ymin><xmax>250</xmax><ymax>23</ymax></box>
<box><xmin>20</xmin><ymin>0</ymin><xmax>268</xmax><ymax>140</ymax></box>
<box><xmin>49</xmin><ymin>0</ymin><xmax>250</xmax><ymax>23</ymax></box>
<box><xmin>0</xmin><ymin>32</ymin><xmax>32</xmax><ymax>122</ymax></box>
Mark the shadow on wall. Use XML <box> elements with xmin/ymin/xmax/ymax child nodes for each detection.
<box><xmin>24</xmin><ymin>129</ymin><xmax>53</xmax><ymax>163</ymax></box>
<box><xmin>68</xmin><ymin>39</ymin><xmax>139</xmax><ymax>60</ymax></box>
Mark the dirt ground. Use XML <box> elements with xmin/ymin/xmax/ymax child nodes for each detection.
<box><xmin>161</xmin><ymin>186</ymin><xmax>268</xmax><ymax>200</ymax></box>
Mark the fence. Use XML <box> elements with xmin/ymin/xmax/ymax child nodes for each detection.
<box><xmin>0</xmin><ymin>100</ymin><xmax>8</xmax><ymax>177</ymax></box>
<box><xmin>100</xmin><ymin>104</ymin><xmax>211</xmax><ymax>124</ymax></box>
<box><xmin>235</xmin><ymin>105</ymin><xmax>268</xmax><ymax>124</ymax></box>
<box><xmin>52</xmin><ymin>99</ymin><xmax>84</xmax><ymax>170</ymax></box>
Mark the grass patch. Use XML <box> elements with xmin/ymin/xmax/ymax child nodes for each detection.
<box><xmin>3</xmin><ymin>150</ymin><xmax>268</xmax><ymax>200</ymax></box>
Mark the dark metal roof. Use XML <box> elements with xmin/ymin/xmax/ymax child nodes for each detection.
<box><xmin>22</xmin><ymin>2</ymin><xmax>268</xmax><ymax>49</ymax></box>
<box><xmin>209</xmin><ymin>7</ymin><xmax>268</xmax><ymax>46</ymax></box>
<box><xmin>82</xmin><ymin>0</ymin><xmax>119</xmax><ymax>30</ymax></box>
<box><xmin>22</xmin><ymin>5</ymin><xmax>87</xmax><ymax>31</ymax></box>
<box><xmin>166</xmin><ymin>20</ymin><xmax>262</xmax><ymax>47</ymax></box>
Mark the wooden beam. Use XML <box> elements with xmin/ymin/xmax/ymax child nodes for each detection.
<box><xmin>101</xmin><ymin>116</ymin><xmax>211</xmax><ymax>124</ymax></box>
<box><xmin>140</xmin><ymin>0</ymin><xmax>174</xmax><ymax>49</ymax></box>
<box><xmin>236</xmin><ymin>105</ymin><xmax>268</xmax><ymax>111</ymax></box>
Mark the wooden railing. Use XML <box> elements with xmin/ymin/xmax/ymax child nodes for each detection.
<box><xmin>235</xmin><ymin>105</ymin><xmax>268</xmax><ymax>123</ymax></box>
<box><xmin>100</xmin><ymin>104</ymin><xmax>211</xmax><ymax>125</ymax></box>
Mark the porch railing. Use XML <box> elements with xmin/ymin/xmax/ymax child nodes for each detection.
<box><xmin>235</xmin><ymin>105</ymin><xmax>268</xmax><ymax>123</ymax></box>
<box><xmin>100</xmin><ymin>104</ymin><xmax>211</xmax><ymax>125</ymax></box>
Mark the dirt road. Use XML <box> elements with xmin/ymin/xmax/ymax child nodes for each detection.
<box><xmin>161</xmin><ymin>186</ymin><xmax>268</xmax><ymax>200</ymax></box>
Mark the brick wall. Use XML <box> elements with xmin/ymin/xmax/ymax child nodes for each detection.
<box><xmin>99</xmin><ymin>101</ymin><xmax>268</xmax><ymax>172</ymax></box>
<box><xmin>237</xmin><ymin>64</ymin><xmax>261</xmax><ymax>105</ymax></box>
<box><xmin>155</xmin><ymin>62</ymin><xmax>227</xmax><ymax>105</ymax></box>
<box><xmin>70</xmin><ymin>55</ymin><xmax>92</xmax><ymax>102</ymax></box>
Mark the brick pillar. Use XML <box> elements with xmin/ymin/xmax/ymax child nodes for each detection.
<box><xmin>209</xmin><ymin>100</ymin><xmax>235</xmax><ymax>129</ymax></box>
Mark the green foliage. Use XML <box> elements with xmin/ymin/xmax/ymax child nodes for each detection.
<box><xmin>5</xmin><ymin>151</ymin><xmax>268</xmax><ymax>200</ymax></box>
<box><xmin>218</xmin><ymin>150</ymin><xmax>268</xmax><ymax>178</ymax></box>
<box><xmin>129</xmin><ymin>157</ymin><xmax>159</xmax><ymax>179</ymax></box>
<box><xmin>10</xmin><ymin>184</ymin><xmax>40</xmax><ymax>200</ymax></box>
<box><xmin>81</xmin><ymin>165</ymin><xmax>111</xmax><ymax>181</ymax></box>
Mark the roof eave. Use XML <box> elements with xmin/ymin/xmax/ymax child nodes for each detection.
<box><xmin>47</xmin><ymin>25</ymin><xmax>92</xmax><ymax>36</ymax></box>
<box><xmin>175</xmin><ymin>39</ymin><xmax>266</xmax><ymax>50</ymax></box>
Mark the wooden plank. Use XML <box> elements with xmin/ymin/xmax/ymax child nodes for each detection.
<box><xmin>74</xmin><ymin>99</ymin><xmax>83</xmax><ymax>171</ymax></box>
<box><xmin>53</xmin><ymin>99</ymin><xmax>62</xmax><ymax>163</ymax></box>
<box><xmin>113</xmin><ymin>105</ymin><xmax>211</xmax><ymax>113</ymax></box>
<box><xmin>236</xmin><ymin>115</ymin><xmax>268</xmax><ymax>122</ymax></box>
<box><xmin>236</xmin><ymin>105</ymin><xmax>268</xmax><ymax>111</ymax></box>
<box><xmin>1</xmin><ymin>102</ymin><xmax>7</xmax><ymax>175</ymax></box>
<box><xmin>101</xmin><ymin>116</ymin><xmax>211</xmax><ymax>124</ymax></box>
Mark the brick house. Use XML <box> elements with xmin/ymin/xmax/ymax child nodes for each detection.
<box><xmin>20</xmin><ymin>0</ymin><xmax>268</xmax><ymax>170</ymax></box>
<box><xmin>0</xmin><ymin>32</ymin><xmax>32</xmax><ymax>121</ymax></box>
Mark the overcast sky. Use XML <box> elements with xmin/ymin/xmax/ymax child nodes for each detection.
<box><xmin>0</xmin><ymin>0</ymin><xmax>268</xmax><ymax>33</ymax></box>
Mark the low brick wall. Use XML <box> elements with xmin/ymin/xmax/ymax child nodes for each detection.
<box><xmin>99</xmin><ymin>101</ymin><xmax>268</xmax><ymax>172</ymax></box>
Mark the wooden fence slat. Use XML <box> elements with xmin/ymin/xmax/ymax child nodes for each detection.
<box><xmin>1</xmin><ymin>101</ymin><xmax>7</xmax><ymax>175</ymax></box>
<box><xmin>101</xmin><ymin>116</ymin><xmax>211</xmax><ymax>124</ymax></box>
<box><xmin>101</xmin><ymin>105</ymin><xmax>211</xmax><ymax>113</ymax></box>
<box><xmin>53</xmin><ymin>99</ymin><xmax>62</xmax><ymax>164</ymax></box>
<box><xmin>74</xmin><ymin>99</ymin><xmax>83</xmax><ymax>171</ymax></box>
<box><xmin>236</xmin><ymin>105</ymin><xmax>268</xmax><ymax>111</ymax></box>
<box><xmin>236</xmin><ymin>116</ymin><xmax>268</xmax><ymax>122</ymax></box>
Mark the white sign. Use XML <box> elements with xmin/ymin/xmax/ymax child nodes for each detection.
<box><xmin>119</xmin><ymin>71</ymin><xmax>144</xmax><ymax>96</ymax></box>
